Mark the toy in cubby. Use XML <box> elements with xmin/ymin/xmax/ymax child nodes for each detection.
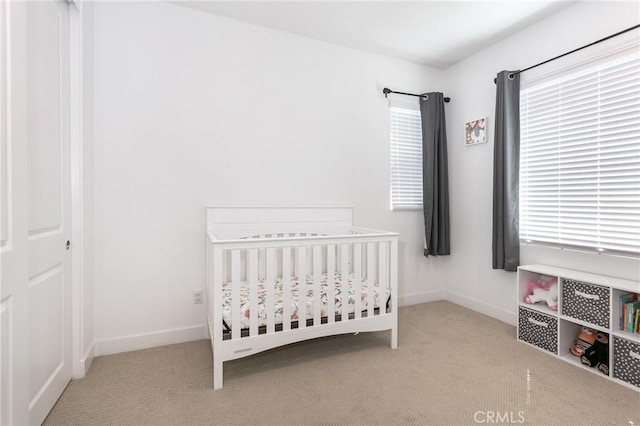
<box><xmin>570</xmin><ymin>327</ymin><xmax>596</xmax><ymax>357</ymax></box>
<box><xmin>523</xmin><ymin>276</ymin><xmax>558</xmax><ymax>311</ymax></box>
<box><xmin>580</xmin><ymin>331</ymin><xmax>609</xmax><ymax>376</ymax></box>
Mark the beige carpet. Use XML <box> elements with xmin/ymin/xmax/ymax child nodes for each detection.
<box><xmin>45</xmin><ymin>301</ymin><xmax>639</xmax><ymax>425</ymax></box>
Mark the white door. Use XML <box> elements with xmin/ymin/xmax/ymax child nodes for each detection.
<box><xmin>1</xmin><ymin>2</ymin><xmax>30</xmax><ymax>424</ymax></box>
<box><xmin>1</xmin><ymin>1</ymin><xmax>73</xmax><ymax>424</ymax></box>
<box><xmin>26</xmin><ymin>0</ymin><xmax>72</xmax><ymax>423</ymax></box>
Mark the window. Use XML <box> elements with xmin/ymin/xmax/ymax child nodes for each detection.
<box><xmin>390</xmin><ymin>101</ymin><xmax>422</xmax><ymax>210</ymax></box>
<box><xmin>520</xmin><ymin>50</ymin><xmax>640</xmax><ymax>255</ymax></box>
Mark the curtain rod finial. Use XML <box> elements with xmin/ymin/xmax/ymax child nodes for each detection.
<box><xmin>383</xmin><ymin>87</ymin><xmax>391</xmax><ymax>98</ymax></box>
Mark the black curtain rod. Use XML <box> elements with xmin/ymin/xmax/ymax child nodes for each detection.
<box><xmin>383</xmin><ymin>88</ymin><xmax>451</xmax><ymax>103</ymax></box>
<box><xmin>495</xmin><ymin>24</ymin><xmax>640</xmax><ymax>83</ymax></box>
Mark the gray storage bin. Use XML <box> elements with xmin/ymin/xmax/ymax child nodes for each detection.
<box><xmin>561</xmin><ymin>280</ymin><xmax>610</xmax><ymax>328</ymax></box>
<box><xmin>613</xmin><ymin>336</ymin><xmax>640</xmax><ymax>388</ymax></box>
<box><xmin>518</xmin><ymin>307</ymin><xmax>558</xmax><ymax>355</ymax></box>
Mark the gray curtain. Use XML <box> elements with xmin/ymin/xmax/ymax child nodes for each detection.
<box><xmin>492</xmin><ymin>71</ymin><xmax>520</xmax><ymax>271</ymax></box>
<box><xmin>420</xmin><ymin>92</ymin><xmax>450</xmax><ymax>257</ymax></box>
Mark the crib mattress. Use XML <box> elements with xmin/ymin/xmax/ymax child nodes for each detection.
<box><xmin>221</xmin><ymin>274</ymin><xmax>388</xmax><ymax>330</ymax></box>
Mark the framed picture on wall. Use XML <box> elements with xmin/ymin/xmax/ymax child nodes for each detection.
<box><xmin>465</xmin><ymin>118</ymin><xmax>487</xmax><ymax>146</ymax></box>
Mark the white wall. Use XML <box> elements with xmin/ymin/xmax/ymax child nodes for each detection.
<box><xmin>92</xmin><ymin>1</ymin><xmax>445</xmax><ymax>353</ymax></box>
<box><xmin>81</xmin><ymin>0</ymin><xmax>95</xmax><ymax>370</ymax></box>
<box><xmin>93</xmin><ymin>1</ymin><xmax>640</xmax><ymax>353</ymax></box>
<box><xmin>441</xmin><ymin>1</ymin><xmax>640</xmax><ymax>324</ymax></box>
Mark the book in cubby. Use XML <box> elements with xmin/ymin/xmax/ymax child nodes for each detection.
<box><xmin>617</xmin><ymin>291</ymin><xmax>640</xmax><ymax>335</ymax></box>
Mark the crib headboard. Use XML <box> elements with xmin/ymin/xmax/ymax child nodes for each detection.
<box><xmin>206</xmin><ymin>206</ymin><xmax>353</xmax><ymax>233</ymax></box>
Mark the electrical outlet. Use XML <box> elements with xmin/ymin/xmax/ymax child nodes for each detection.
<box><xmin>192</xmin><ymin>289</ymin><xmax>203</xmax><ymax>304</ymax></box>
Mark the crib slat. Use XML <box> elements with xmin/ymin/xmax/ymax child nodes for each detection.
<box><xmin>313</xmin><ymin>246</ymin><xmax>322</xmax><ymax>326</ymax></box>
<box><xmin>326</xmin><ymin>245</ymin><xmax>336</xmax><ymax>324</ymax></box>
<box><xmin>354</xmin><ymin>243</ymin><xmax>362</xmax><ymax>319</ymax></box>
<box><xmin>265</xmin><ymin>247</ymin><xmax>276</xmax><ymax>334</ymax></box>
<box><xmin>258</xmin><ymin>247</ymin><xmax>266</xmax><ymax>284</ymax></box>
<box><xmin>282</xmin><ymin>247</ymin><xmax>292</xmax><ymax>331</ymax></box>
<box><xmin>379</xmin><ymin>242</ymin><xmax>388</xmax><ymax>316</ymax></box>
<box><xmin>297</xmin><ymin>246</ymin><xmax>307</xmax><ymax>329</ymax></box>
<box><xmin>367</xmin><ymin>242</ymin><xmax>375</xmax><ymax>318</ymax></box>
<box><xmin>248</xmin><ymin>248</ymin><xmax>259</xmax><ymax>337</ymax></box>
<box><xmin>341</xmin><ymin>244</ymin><xmax>349</xmax><ymax>321</ymax></box>
<box><xmin>231</xmin><ymin>250</ymin><xmax>241</xmax><ymax>340</ymax></box>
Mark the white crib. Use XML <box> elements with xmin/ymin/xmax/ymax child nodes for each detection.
<box><xmin>206</xmin><ymin>206</ymin><xmax>398</xmax><ymax>389</ymax></box>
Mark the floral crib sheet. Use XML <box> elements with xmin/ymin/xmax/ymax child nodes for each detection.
<box><xmin>221</xmin><ymin>273</ymin><xmax>388</xmax><ymax>330</ymax></box>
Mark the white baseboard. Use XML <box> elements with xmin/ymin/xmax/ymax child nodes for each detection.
<box><xmin>443</xmin><ymin>290</ymin><xmax>517</xmax><ymax>326</ymax></box>
<box><xmin>92</xmin><ymin>293</ymin><xmax>514</xmax><ymax>358</ymax></box>
<box><xmin>95</xmin><ymin>324</ymin><xmax>208</xmax><ymax>357</ymax></box>
<box><xmin>82</xmin><ymin>342</ymin><xmax>95</xmax><ymax>376</ymax></box>
<box><xmin>398</xmin><ymin>289</ymin><xmax>444</xmax><ymax>307</ymax></box>
<box><xmin>73</xmin><ymin>342</ymin><xmax>95</xmax><ymax>379</ymax></box>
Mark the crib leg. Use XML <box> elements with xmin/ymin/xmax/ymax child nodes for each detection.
<box><xmin>211</xmin><ymin>335</ymin><xmax>223</xmax><ymax>389</ymax></box>
<box><xmin>390</xmin><ymin>327</ymin><xmax>398</xmax><ymax>349</ymax></box>
<box><xmin>214</xmin><ymin>358</ymin><xmax>223</xmax><ymax>390</ymax></box>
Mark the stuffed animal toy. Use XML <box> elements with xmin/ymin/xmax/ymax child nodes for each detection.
<box><xmin>524</xmin><ymin>277</ymin><xmax>558</xmax><ymax>311</ymax></box>
<box><xmin>581</xmin><ymin>332</ymin><xmax>609</xmax><ymax>375</ymax></box>
<box><xmin>570</xmin><ymin>327</ymin><xmax>596</xmax><ymax>357</ymax></box>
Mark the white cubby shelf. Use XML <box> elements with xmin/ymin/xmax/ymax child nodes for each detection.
<box><xmin>517</xmin><ymin>264</ymin><xmax>640</xmax><ymax>392</ymax></box>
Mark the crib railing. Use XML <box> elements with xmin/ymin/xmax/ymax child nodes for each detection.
<box><xmin>208</xmin><ymin>232</ymin><xmax>397</xmax><ymax>340</ymax></box>
<box><xmin>206</xmin><ymin>228</ymin><xmax>398</xmax><ymax>389</ymax></box>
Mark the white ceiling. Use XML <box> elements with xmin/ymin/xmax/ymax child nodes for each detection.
<box><xmin>176</xmin><ymin>1</ymin><xmax>574</xmax><ymax>68</ymax></box>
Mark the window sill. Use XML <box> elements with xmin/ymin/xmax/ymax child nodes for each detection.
<box><xmin>520</xmin><ymin>240</ymin><xmax>640</xmax><ymax>260</ymax></box>
<box><xmin>391</xmin><ymin>206</ymin><xmax>422</xmax><ymax>212</ymax></box>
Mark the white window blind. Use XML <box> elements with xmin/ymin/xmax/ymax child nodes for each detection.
<box><xmin>520</xmin><ymin>51</ymin><xmax>640</xmax><ymax>255</ymax></box>
<box><xmin>390</xmin><ymin>103</ymin><xmax>423</xmax><ymax>210</ymax></box>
